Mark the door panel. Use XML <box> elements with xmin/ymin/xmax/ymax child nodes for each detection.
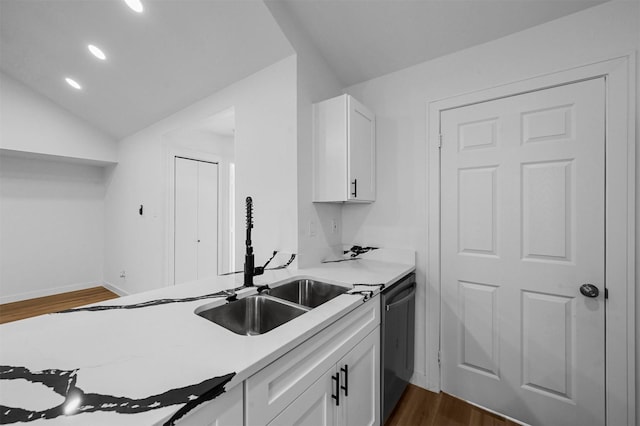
<box><xmin>521</xmin><ymin>291</ymin><xmax>574</xmax><ymax>399</ymax></box>
<box><xmin>521</xmin><ymin>160</ymin><xmax>573</xmax><ymax>261</ymax></box>
<box><xmin>174</xmin><ymin>157</ymin><xmax>199</xmax><ymax>284</ymax></box>
<box><xmin>458</xmin><ymin>166</ymin><xmax>497</xmax><ymax>255</ymax></box>
<box><xmin>197</xmin><ymin>161</ymin><xmax>218</xmax><ymax>279</ymax></box>
<box><xmin>440</xmin><ymin>78</ymin><xmax>605</xmax><ymax>426</ymax></box>
<box><xmin>459</xmin><ymin>281</ymin><xmax>499</xmax><ymax>378</ymax></box>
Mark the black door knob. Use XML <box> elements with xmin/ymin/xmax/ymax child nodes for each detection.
<box><xmin>580</xmin><ymin>283</ymin><xmax>599</xmax><ymax>298</ymax></box>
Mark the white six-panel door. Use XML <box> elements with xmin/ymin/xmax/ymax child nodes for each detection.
<box><xmin>440</xmin><ymin>78</ymin><xmax>605</xmax><ymax>425</ymax></box>
<box><xmin>174</xmin><ymin>157</ymin><xmax>218</xmax><ymax>284</ymax></box>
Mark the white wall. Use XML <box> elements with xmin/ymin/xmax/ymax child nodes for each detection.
<box><xmin>0</xmin><ymin>155</ymin><xmax>106</xmax><ymax>303</ymax></box>
<box><xmin>266</xmin><ymin>0</ymin><xmax>345</xmax><ymax>267</ymax></box>
<box><xmin>104</xmin><ymin>56</ymin><xmax>297</xmax><ymax>295</ymax></box>
<box><xmin>343</xmin><ymin>0</ymin><xmax>639</xmax><ymax>408</ymax></box>
<box><xmin>0</xmin><ymin>72</ymin><xmax>117</xmax><ymax>302</ymax></box>
<box><xmin>0</xmin><ymin>72</ymin><xmax>117</xmax><ymax>163</ymax></box>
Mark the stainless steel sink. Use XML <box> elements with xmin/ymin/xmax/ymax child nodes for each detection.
<box><xmin>267</xmin><ymin>279</ymin><xmax>349</xmax><ymax>308</ymax></box>
<box><xmin>196</xmin><ymin>295</ymin><xmax>309</xmax><ymax>336</ymax></box>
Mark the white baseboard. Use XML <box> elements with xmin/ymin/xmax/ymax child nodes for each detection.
<box><xmin>102</xmin><ymin>281</ymin><xmax>129</xmax><ymax>297</ymax></box>
<box><xmin>410</xmin><ymin>371</ymin><xmax>432</xmax><ymax>392</ymax></box>
<box><xmin>410</xmin><ymin>372</ymin><xmax>440</xmax><ymax>393</ymax></box>
<box><xmin>0</xmin><ymin>281</ymin><xmax>106</xmax><ymax>305</ymax></box>
<box><xmin>411</xmin><ymin>372</ymin><xmax>525</xmax><ymax>424</ymax></box>
<box><xmin>409</xmin><ymin>372</ymin><xmax>428</xmax><ymax>390</ymax></box>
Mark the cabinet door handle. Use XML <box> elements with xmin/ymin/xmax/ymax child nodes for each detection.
<box><xmin>332</xmin><ymin>372</ymin><xmax>340</xmax><ymax>406</ymax></box>
<box><xmin>340</xmin><ymin>364</ymin><xmax>349</xmax><ymax>396</ymax></box>
<box><xmin>351</xmin><ymin>179</ymin><xmax>358</xmax><ymax>198</ymax></box>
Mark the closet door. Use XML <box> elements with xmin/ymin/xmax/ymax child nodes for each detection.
<box><xmin>440</xmin><ymin>78</ymin><xmax>605</xmax><ymax>426</ymax></box>
<box><xmin>197</xmin><ymin>160</ymin><xmax>218</xmax><ymax>280</ymax></box>
<box><xmin>174</xmin><ymin>157</ymin><xmax>219</xmax><ymax>284</ymax></box>
<box><xmin>175</xmin><ymin>157</ymin><xmax>199</xmax><ymax>284</ymax></box>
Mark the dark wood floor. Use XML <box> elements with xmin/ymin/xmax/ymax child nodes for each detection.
<box><xmin>1</xmin><ymin>289</ymin><xmax>517</xmax><ymax>425</ymax></box>
<box><xmin>0</xmin><ymin>287</ymin><xmax>119</xmax><ymax>324</ymax></box>
<box><xmin>386</xmin><ymin>384</ymin><xmax>519</xmax><ymax>426</ymax></box>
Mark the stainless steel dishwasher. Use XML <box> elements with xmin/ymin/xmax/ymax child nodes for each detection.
<box><xmin>381</xmin><ymin>273</ymin><xmax>416</xmax><ymax>423</ymax></box>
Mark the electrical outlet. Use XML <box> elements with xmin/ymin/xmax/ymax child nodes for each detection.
<box><xmin>331</xmin><ymin>218</ymin><xmax>338</xmax><ymax>234</ymax></box>
<box><xmin>120</xmin><ymin>270</ymin><xmax>126</xmax><ymax>279</ymax></box>
<box><xmin>309</xmin><ymin>220</ymin><xmax>317</xmax><ymax>237</ymax></box>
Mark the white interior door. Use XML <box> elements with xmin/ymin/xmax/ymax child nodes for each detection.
<box><xmin>175</xmin><ymin>157</ymin><xmax>198</xmax><ymax>284</ymax></box>
<box><xmin>440</xmin><ymin>78</ymin><xmax>605</xmax><ymax>426</ymax></box>
<box><xmin>196</xmin><ymin>160</ymin><xmax>218</xmax><ymax>280</ymax></box>
<box><xmin>174</xmin><ymin>157</ymin><xmax>218</xmax><ymax>284</ymax></box>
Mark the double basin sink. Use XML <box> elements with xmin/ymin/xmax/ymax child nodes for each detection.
<box><xmin>195</xmin><ymin>279</ymin><xmax>349</xmax><ymax>336</ymax></box>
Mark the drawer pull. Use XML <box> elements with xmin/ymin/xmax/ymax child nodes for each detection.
<box><xmin>332</xmin><ymin>372</ymin><xmax>340</xmax><ymax>406</ymax></box>
<box><xmin>340</xmin><ymin>364</ymin><xmax>349</xmax><ymax>396</ymax></box>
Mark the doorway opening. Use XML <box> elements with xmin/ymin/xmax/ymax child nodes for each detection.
<box><xmin>165</xmin><ymin>107</ymin><xmax>235</xmax><ymax>284</ymax></box>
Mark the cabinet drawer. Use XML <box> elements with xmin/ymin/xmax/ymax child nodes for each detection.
<box><xmin>245</xmin><ymin>297</ymin><xmax>380</xmax><ymax>425</ymax></box>
<box><xmin>165</xmin><ymin>382</ymin><xmax>242</xmax><ymax>426</ymax></box>
<box><xmin>266</xmin><ymin>365</ymin><xmax>336</xmax><ymax>426</ymax></box>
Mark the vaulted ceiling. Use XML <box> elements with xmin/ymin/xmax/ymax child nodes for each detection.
<box><xmin>0</xmin><ymin>0</ymin><xmax>293</xmax><ymax>139</ymax></box>
<box><xmin>0</xmin><ymin>0</ymin><xmax>607</xmax><ymax>140</ymax></box>
<box><xmin>273</xmin><ymin>0</ymin><xmax>607</xmax><ymax>87</ymax></box>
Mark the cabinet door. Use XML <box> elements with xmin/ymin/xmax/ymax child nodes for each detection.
<box><xmin>347</xmin><ymin>96</ymin><xmax>375</xmax><ymax>202</ymax></box>
<box><xmin>313</xmin><ymin>94</ymin><xmax>349</xmax><ymax>202</ymax></box>
<box><xmin>268</xmin><ymin>369</ymin><xmax>337</xmax><ymax>426</ymax></box>
<box><xmin>338</xmin><ymin>327</ymin><xmax>380</xmax><ymax>426</ymax></box>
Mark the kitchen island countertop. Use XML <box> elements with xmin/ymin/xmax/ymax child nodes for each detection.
<box><xmin>0</xmin><ymin>252</ymin><xmax>414</xmax><ymax>425</ymax></box>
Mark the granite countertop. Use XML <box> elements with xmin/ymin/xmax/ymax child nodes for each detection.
<box><xmin>0</xmin><ymin>252</ymin><xmax>414</xmax><ymax>425</ymax></box>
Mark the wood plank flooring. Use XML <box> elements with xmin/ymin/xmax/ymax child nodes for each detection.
<box><xmin>2</xmin><ymin>289</ymin><xmax>517</xmax><ymax>425</ymax></box>
<box><xmin>0</xmin><ymin>287</ymin><xmax>119</xmax><ymax>324</ymax></box>
<box><xmin>386</xmin><ymin>384</ymin><xmax>520</xmax><ymax>426</ymax></box>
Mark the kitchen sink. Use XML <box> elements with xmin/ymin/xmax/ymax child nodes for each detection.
<box><xmin>196</xmin><ymin>295</ymin><xmax>309</xmax><ymax>336</ymax></box>
<box><xmin>267</xmin><ymin>279</ymin><xmax>349</xmax><ymax>308</ymax></box>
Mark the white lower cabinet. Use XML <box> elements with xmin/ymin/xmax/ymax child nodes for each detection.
<box><xmin>245</xmin><ymin>296</ymin><xmax>381</xmax><ymax>426</ymax></box>
<box><xmin>175</xmin><ymin>381</ymin><xmax>243</xmax><ymax>426</ymax></box>
<box><xmin>268</xmin><ymin>328</ymin><xmax>380</xmax><ymax>426</ymax></box>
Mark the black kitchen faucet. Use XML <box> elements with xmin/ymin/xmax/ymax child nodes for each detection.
<box><xmin>244</xmin><ymin>196</ymin><xmax>264</xmax><ymax>286</ymax></box>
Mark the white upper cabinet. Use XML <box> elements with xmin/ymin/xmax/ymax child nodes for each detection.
<box><xmin>313</xmin><ymin>94</ymin><xmax>375</xmax><ymax>203</ymax></box>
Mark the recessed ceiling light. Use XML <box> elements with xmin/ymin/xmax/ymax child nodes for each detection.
<box><xmin>65</xmin><ymin>77</ymin><xmax>82</xmax><ymax>90</ymax></box>
<box><xmin>88</xmin><ymin>44</ymin><xmax>106</xmax><ymax>60</ymax></box>
<box><xmin>124</xmin><ymin>0</ymin><xmax>143</xmax><ymax>13</ymax></box>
